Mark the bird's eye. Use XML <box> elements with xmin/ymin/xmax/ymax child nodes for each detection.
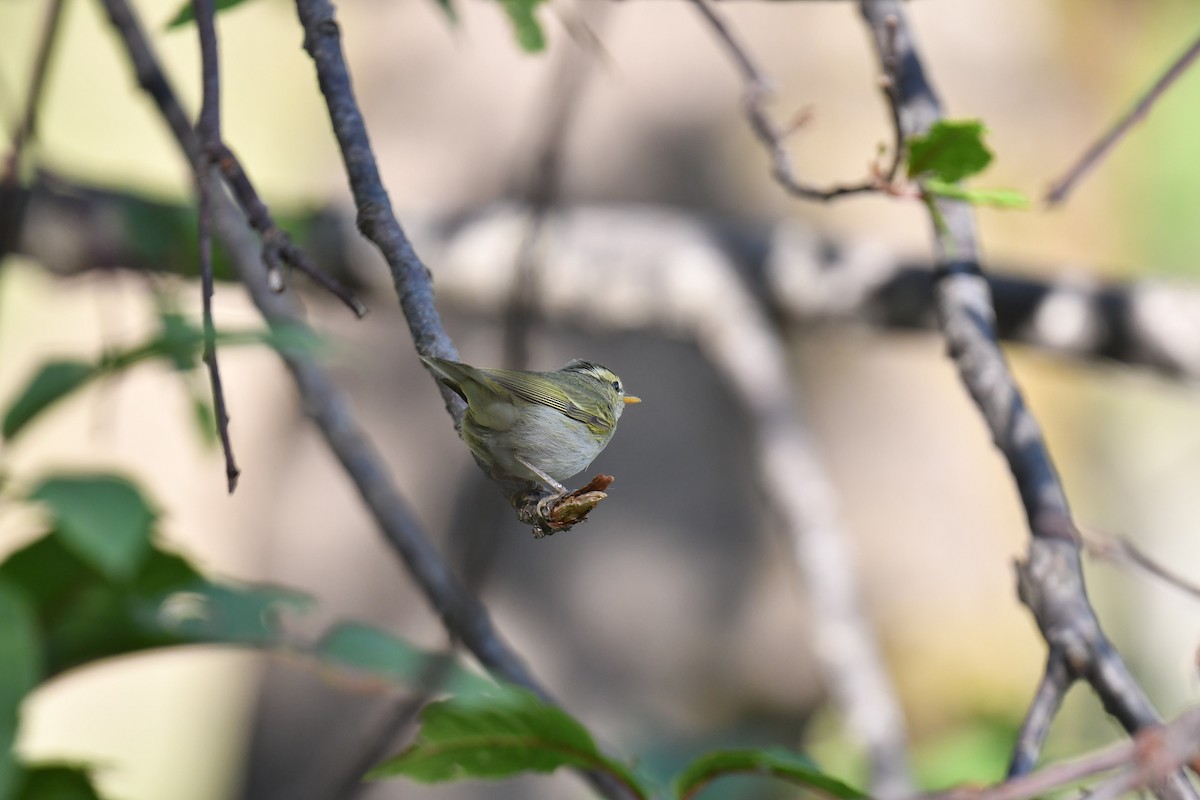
<box><xmin>611</xmin><ymin>380</ymin><xmax>621</xmax><ymax>392</ymax></box>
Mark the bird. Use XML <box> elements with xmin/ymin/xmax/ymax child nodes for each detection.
<box><xmin>421</xmin><ymin>356</ymin><xmax>640</xmax><ymax>494</ymax></box>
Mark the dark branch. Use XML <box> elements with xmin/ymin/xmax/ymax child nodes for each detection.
<box><xmin>193</xmin><ymin>0</ymin><xmax>240</xmax><ymax>493</ymax></box>
<box><xmin>1046</xmin><ymin>26</ymin><xmax>1200</xmax><ymax>206</ymax></box>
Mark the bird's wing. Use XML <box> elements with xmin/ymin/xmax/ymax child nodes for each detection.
<box><xmin>479</xmin><ymin>368</ymin><xmax>611</xmax><ymax>430</ymax></box>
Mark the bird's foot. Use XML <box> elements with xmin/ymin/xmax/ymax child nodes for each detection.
<box><xmin>531</xmin><ymin>474</ymin><xmax>616</xmax><ymax>538</ymax></box>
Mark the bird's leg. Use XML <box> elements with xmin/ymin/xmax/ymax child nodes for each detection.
<box><xmin>516</xmin><ymin>456</ymin><xmax>568</xmax><ymax>495</ymax></box>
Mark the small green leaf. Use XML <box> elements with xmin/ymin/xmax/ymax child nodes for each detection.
<box><xmin>17</xmin><ymin>764</ymin><xmax>107</xmax><ymax>800</ymax></box>
<box><xmin>673</xmin><ymin>748</ymin><xmax>866</xmax><ymax>800</ymax></box>
<box><xmin>369</xmin><ymin>684</ymin><xmax>644</xmax><ymax>795</ymax></box>
<box><xmin>29</xmin><ymin>475</ymin><xmax>157</xmax><ymax>581</ymax></box>
<box><xmin>906</xmin><ymin>119</ymin><xmax>993</xmax><ymax>183</ymax></box>
<box><xmin>2</xmin><ymin>360</ymin><xmax>98</xmax><ymax>440</ymax></box>
<box><xmin>500</xmin><ymin>0</ymin><xmax>547</xmax><ymax>52</ymax></box>
<box><xmin>314</xmin><ymin>623</ymin><xmax>491</xmax><ymax>695</ymax></box>
<box><xmin>0</xmin><ymin>580</ymin><xmax>41</xmax><ymax>800</ymax></box>
<box><xmin>923</xmin><ymin>179</ymin><xmax>1030</xmax><ymax>209</ymax></box>
<box><xmin>165</xmin><ymin>0</ymin><xmax>260</xmax><ymax>30</ymax></box>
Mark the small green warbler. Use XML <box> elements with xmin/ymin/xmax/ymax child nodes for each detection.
<box><xmin>421</xmin><ymin>356</ymin><xmax>641</xmax><ymax>493</ymax></box>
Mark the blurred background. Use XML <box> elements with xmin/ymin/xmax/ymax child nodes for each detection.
<box><xmin>3</xmin><ymin>0</ymin><xmax>1200</xmax><ymax>798</ymax></box>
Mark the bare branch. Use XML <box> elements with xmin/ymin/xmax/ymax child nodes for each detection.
<box><xmin>856</xmin><ymin>3</ymin><xmax>1195</xmax><ymax>796</ymax></box>
<box><xmin>1046</xmin><ymin>27</ymin><xmax>1200</xmax><ymax>206</ymax></box>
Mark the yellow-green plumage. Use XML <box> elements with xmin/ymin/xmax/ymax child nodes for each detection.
<box><xmin>421</xmin><ymin>356</ymin><xmax>640</xmax><ymax>492</ymax></box>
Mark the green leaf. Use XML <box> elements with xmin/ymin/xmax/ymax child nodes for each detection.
<box><xmin>369</xmin><ymin>684</ymin><xmax>644</xmax><ymax>796</ymax></box>
<box><xmin>29</xmin><ymin>475</ymin><xmax>157</xmax><ymax>581</ymax></box>
<box><xmin>314</xmin><ymin>623</ymin><xmax>491</xmax><ymax>696</ymax></box>
<box><xmin>906</xmin><ymin>119</ymin><xmax>993</xmax><ymax>183</ymax></box>
<box><xmin>672</xmin><ymin>748</ymin><xmax>867</xmax><ymax>800</ymax></box>
<box><xmin>0</xmin><ymin>580</ymin><xmax>41</xmax><ymax>800</ymax></box>
<box><xmin>165</xmin><ymin>0</ymin><xmax>260</xmax><ymax>30</ymax></box>
<box><xmin>923</xmin><ymin>180</ymin><xmax>1030</xmax><ymax>209</ymax></box>
<box><xmin>2</xmin><ymin>361</ymin><xmax>98</xmax><ymax>441</ymax></box>
<box><xmin>16</xmin><ymin>764</ymin><xmax>107</xmax><ymax>800</ymax></box>
<box><xmin>155</xmin><ymin>579</ymin><xmax>312</xmax><ymax>645</ymax></box>
<box><xmin>500</xmin><ymin>0</ymin><xmax>547</xmax><ymax>52</ymax></box>
<box><xmin>0</xmin><ymin>534</ymin><xmax>308</xmax><ymax>678</ymax></box>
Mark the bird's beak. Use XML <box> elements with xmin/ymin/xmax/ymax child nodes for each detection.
<box><xmin>623</xmin><ymin>396</ymin><xmax>642</xmax><ymax>404</ymax></box>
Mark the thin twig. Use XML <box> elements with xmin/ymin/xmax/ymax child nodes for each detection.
<box><xmin>1083</xmin><ymin>528</ymin><xmax>1200</xmax><ymax>603</ymax></box>
<box><xmin>689</xmin><ymin>0</ymin><xmax>894</xmax><ymax>201</ymax></box>
<box><xmin>4</xmin><ymin>0</ymin><xmax>66</xmax><ymax>182</ymax></box>
<box><xmin>1046</xmin><ymin>27</ymin><xmax>1200</xmax><ymax>206</ymax></box>
<box><xmin>192</xmin><ymin>0</ymin><xmax>240</xmax><ymax>493</ymax></box>
<box><xmin>856</xmin><ymin>4</ymin><xmax>1196</xmax><ymax>797</ymax></box>
<box><xmin>878</xmin><ymin>14</ymin><xmax>905</xmax><ymax>183</ymax></box>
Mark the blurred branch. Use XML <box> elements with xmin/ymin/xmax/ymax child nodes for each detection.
<box><xmin>856</xmin><ymin>3</ymin><xmax>1195</xmax><ymax>797</ymax></box>
<box><xmin>1045</xmin><ymin>26</ymin><xmax>1200</xmax><ymax>206</ymax></box>
<box><xmin>292</xmin><ymin>0</ymin><xmax>606</xmax><ymax>536</ymax></box>
<box><xmin>2</xmin><ymin>0</ymin><xmax>66</xmax><ymax>183</ymax></box>
<box><xmin>929</xmin><ymin>705</ymin><xmax>1200</xmax><ymax>800</ymax></box>
<box><xmin>689</xmin><ymin>0</ymin><xmax>899</xmax><ymax>201</ymax></box>
<box><xmin>1082</xmin><ymin>528</ymin><xmax>1200</xmax><ymax>603</ymax></box>
<box><xmin>17</xmin><ymin>179</ymin><xmax>1200</xmax><ymax>381</ymax></box>
<box><xmin>0</xmin><ymin>0</ymin><xmax>66</xmax><ymax>262</ymax></box>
